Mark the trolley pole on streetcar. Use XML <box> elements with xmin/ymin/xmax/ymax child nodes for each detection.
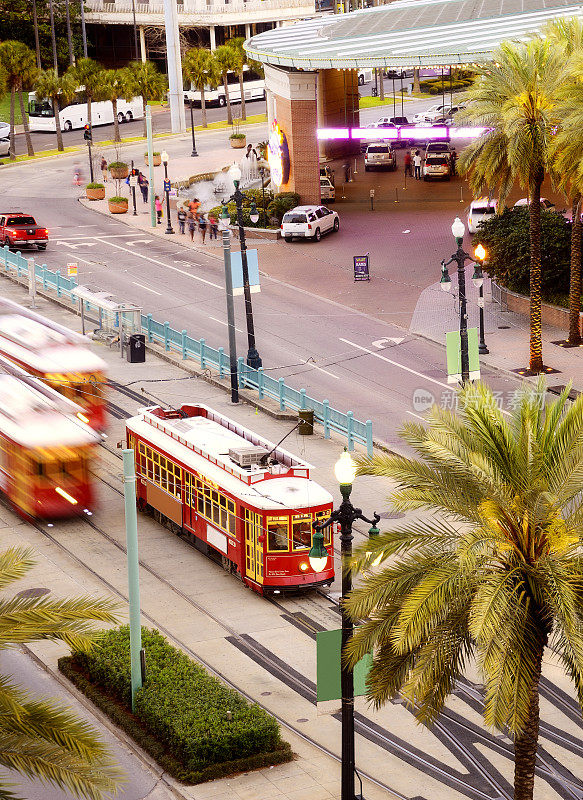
<box><xmin>220</xmin><ymin>206</ymin><xmax>239</xmax><ymax>403</ymax></box>
<box><xmin>313</xmin><ymin>450</ymin><xmax>379</xmax><ymax>800</ymax></box>
<box><xmin>122</xmin><ymin>449</ymin><xmax>143</xmax><ymax>711</ymax></box>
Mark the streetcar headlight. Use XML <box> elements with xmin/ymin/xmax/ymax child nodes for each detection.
<box><xmin>55</xmin><ymin>486</ymin><xmax>78</xmax><ymax>505</ymax></box>
<box><xmin>76</xmin><ymin>412</ymin><xmax>90</xmax><ymax>424</ymax></box>
<box><xmin>299</xmin><ymin>562</ymin><xmax>309</xmax><ymax>571</ymax></box>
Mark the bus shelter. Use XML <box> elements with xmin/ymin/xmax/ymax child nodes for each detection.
<box><xmin>72</xmin><ymin>285</ymin><xmax>142</xmax><ymax>358</ymax></box>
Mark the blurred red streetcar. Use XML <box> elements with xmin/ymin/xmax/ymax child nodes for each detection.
<box><xmin>126</xmin><ymin>403</ymin><xmax>335</xmax><ymax>595</ymax></box>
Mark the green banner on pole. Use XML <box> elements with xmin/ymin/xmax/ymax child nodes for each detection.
<box><xmin>446</xmin><ymin>328</ymin><xmax>480</xmax><ymax>383</ymax></box>
<box><xmin>316</xmin><ymin>628</ymin><xmax>373</xmax><ymax>702</ymax></box>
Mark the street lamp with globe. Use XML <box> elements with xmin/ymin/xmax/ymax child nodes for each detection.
<box><xmin>312</xmin><ymin>448</ymin><xmax>380</xmax><ymax>800</ymax></box>
<box><xmin>160</xmin><ymin>150</ymin><xmax>174</xmax><ymax>235</ymax></box>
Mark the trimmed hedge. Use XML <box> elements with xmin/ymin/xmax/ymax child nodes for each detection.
<box><xmin>59</xmin><ymin>626</ymin><xmax>292</xmax><ymax>783</ymax></box>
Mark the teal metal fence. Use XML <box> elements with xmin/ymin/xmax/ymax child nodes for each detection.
<box><xmin>0</xmin><ymin>245</ymin><xmax>374</xmax><ymax>454</ymax></box>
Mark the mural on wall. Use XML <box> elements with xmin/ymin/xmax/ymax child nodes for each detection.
<box><xmin>267</xmin><ymin>120</ymin><xmax>290</xmax><ymax>189</ymax></box>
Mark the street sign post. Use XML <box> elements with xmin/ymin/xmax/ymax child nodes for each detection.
<box><xmin>163</xmin><ymin>179</ymin><xmax>171</xmax><ymax>193</ymax></box>
<box><xmin>316</xmin><ymin>628</ymin><xmax>372</xmax><ymax>702</ymax></box>
<box><xmin>353</xmin><ymin>254</ymin><xmax>370</xmax><ymax>281</ymax></box>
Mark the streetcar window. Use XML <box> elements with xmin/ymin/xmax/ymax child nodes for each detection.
<box><xmin>267</xmin><ymin>518</ymin><xmax>288</xmax><ymax>551</ymax></box>
<box><xmin>315</xmin><ymin>510</ymin><xmax>332</xmax><ymax>546</ymax></box>
<box><xmin>194</xmin><ymin>477</ymin><xmax>236</xmax><ymax>536</ymax></box>
<box><xmin>292</xmin><ymin>517</ymin><xmax>312</xmax><ymax>550</ymax></box>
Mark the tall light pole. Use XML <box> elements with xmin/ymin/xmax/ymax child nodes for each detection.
<box><xmin>473</xmin><ymin>244</ymin><xmax>489</xmax><ymax>354</ymax></box>
<box><xmin>313</xmin><ymin>450</ymin><xmax>380</xmax><ymax>800</ymax></box>
<box><xmin>440</xmin><ymin>217</ymin><xmax>471</xmax><ymax>383</ymax></box>
<box><xmin>161</xmin><ymin>150</ymin><xmax>174</xmax><ymax>235</ymax></box>
<box><xmin>219</xmin><ymin>205</ymin><xmax>239</xmax><ymax>403</ymax></box>
<box><xmin>189</xmin><ymin>100</ymin><xmax>198</xmax><ymax>157</ymax></box>
<box><xmin>228</xmin><ymin>164</ymin><xmax>262</xmax><ymax>369</ymax></box>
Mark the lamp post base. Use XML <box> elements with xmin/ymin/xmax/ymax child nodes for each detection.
<box><xmin>191</xmin><ymin>147</ymin><xmax>198</xmax><ymax>157</ymax></box>
<box><xmin>479</xmin><ymin>343</ymin><xmax>489</xmax><ymax>354</ymax></box>
<box><xmin>246</xmin><ymin>348</ymin><xmax>262</xmax><ymax>370</ymax></box>
<box><xmin>165</xmin><ymin>227</ymin><xmax>175</xmax><ymax>235</ymax></box>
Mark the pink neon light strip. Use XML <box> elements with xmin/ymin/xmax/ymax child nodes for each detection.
<box><xmin>318</xmin><ymin>126</ymin><xmax>488</xmax><ymax>140</ymax></box>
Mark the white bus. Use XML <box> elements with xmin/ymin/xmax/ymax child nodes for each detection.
<box><xmin>28</xmin><ymin>90</ymin><xmax>144</xmax><ymax>133</ymax></box>
<box><xmin>184</xmin><ymin>68</ymin><xmax>265</xmax><ymax>108</ymax></box>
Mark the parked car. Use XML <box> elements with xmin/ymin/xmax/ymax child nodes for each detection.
<box><xmin>412</xmin><ymin>105</ymin><xmax>445</xmax><ymax>124</ymax></box>
<box><xmin>364</xmin><ymin>143</ymin><xmax>397</xmax><ymax>170</ymax></box>
<box><xmin>376</xmin><ymin>116</ymin><xmax>411</xmax><ymax>126</ymax></box>
<box><xmin>467</xmin><ymin>198</ymin><xmax>498</xmax><ymax>234</ymax></box>
<box><xmin>358</xmin><ymin>68</ymin><xmax>374</xmax><ymax>85</ymax></box>
<box><xmin>0</xmin><ymin>213</ymin><xmax>49</xmax><ymax>250</ymax></box>
<box><xmin>320</xmin><ymin>177</ymin><xmax>335</xmax><ymax>202</ymax></box>
<box><xmin>0</xmin><ymin>138</ymin><xmax>9</xmax><ymax>157</ymax></box>
<box><xmin>425</xmin><ymin>141</ymin><xmax>455</xmax><ymax>157</ymax></box>
<box><xmin>281</xmin><ymin>205</ymin><xmax>339</xmax><ymax>242</ymax></box>
<box><xmin>0</xmin><ymin>123</ymin><xmax>10</xmax><ymax>140</ymax></box>
<box><xmin>514</xmin><ymin>197</ymin><xmax>556</xmax><ymax>211</ymax></box>
<box><xmin>423</xmin><ymin>154</ymin><xmax>451</xmax><ymax>181</ymax></box>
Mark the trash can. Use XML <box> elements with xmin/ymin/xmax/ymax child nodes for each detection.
<box><xmin>298</xmin><ymin>409</ymin><xmax>314</xmax><ymax>435</ymax></box>
<box><xmin>127</xmin><ymin>333</ymin><xmax>146</xmax><ymax>363</ymax></box>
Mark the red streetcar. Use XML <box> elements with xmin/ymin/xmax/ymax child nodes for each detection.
<box><xmin>0</xmin><ymin>298</ymin><xmax>108</xmax><ymax>431</ymax></box>
<box><xmin>126</xmin><ymin>403</ymin><xmax>335</xmax><ymax>595</ymax></box>
<box><xmin>0</xmin><ymin>372</ymin><xmax>101</xmax><ymax>519</ymax></box>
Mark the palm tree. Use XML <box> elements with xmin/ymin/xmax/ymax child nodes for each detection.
<box><xmin>346</xmin><ymin>380</ymin><xmax>583</xmax><ymax>800</ymax></box>
<box><xmin>125</xmin><ymin>60</ymin><xmax>167</xmax><ymax>138</ymax></box>
<box><xmin>458</xmin><ymin>39</ymin><xmax>568</xmax><ymax>372</ymax></box>
<box><xmin>34</xmin><ymin>69</ymin><xmax>76</xmax><ymax>152</ymax></box>
<box><xmin>72</xmin><ymin>57</ymin><xmax>104</xmax><ymax>131</ymax></box>
<box><xmin>64</xmin><ymin>0</ymin><xmax>75</xmax><ymax>66</ymax></box>
<box><xmin>213</xmin><ymin>45</ymin><xmax>238</xmax><ymax>126</ymax></box>
<box><xmin>0</xmin><ymin>41</ymin><xmax>38</xmax><ymax>160</ymax></box>
<box><xmin>228</xmin><ymin>38</ymin><xmax>248</xmax><ymax>121</ymax></box>
<box><xmin>0</xmin><ymin>545</ymin><xmax>123</xmax><ymax>799</ymax></box>
<box><xmin>31</xmin><ymin>0</ymin><xmax>42</xmax><ymax>69</ymax></box>
<box><xmin>543</xmin><ymin>18</ymin><xmax>583</xmax><ymax>346</ymax></box>
<box><xmin>182</xmin><ymin>47</ymin><xmax>220</xmax><ymax>129</ymax></box>
<box><xmin>101</xmin><ymin>68</ymin><xmax>135</xmax><ymax>143</ymax></box>
<box><xmin>48</xmin><ymin>0</ymin><xmax>58</xmax><ymax>72</ymax></box>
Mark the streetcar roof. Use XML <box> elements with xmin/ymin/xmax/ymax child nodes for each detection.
<box><xmin>0</xmin><ymin>315</ymin><xmax>106</xmax><ymax>373</ymax></box>
<box><xmin>0</xmin><ymin>375</ymin><xmax>100</xmax><ymax>448</ymax></box>
<box><xmin>126</xmin><ymin>414</ymin><xmax>333</xmax><ymax>510</ymax></box>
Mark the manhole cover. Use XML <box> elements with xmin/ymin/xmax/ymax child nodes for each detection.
<box><xmin>378</xmin><ymin>512</ymin><xmax>406</xmax><ymax>520</ymax></box>
<box><xmin>498</xmin><ymin>325</ymin><xmax>510</xmax><ymax>329</ymax></box>
<box><xmin>261</xmin><ymin>691</ymin><xmax>271</xmax><ymax>696</ymax></box>
<box><xmin>296</xmin><ymin>718</ymin><xmax>309</xmax><ymax>723</ymax></box>
<box><xmin>17</xmin><ymin>587</ymin><xmax>50</xmax><ymax>598</ymax></box>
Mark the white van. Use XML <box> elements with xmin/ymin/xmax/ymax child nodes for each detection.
<box><xmin>358</xmin><ymin>69</ymin><xmax>374</xmax><ymax>86</ymax></box>
<box><xmin>467</xmin><ymin>198</ymin><xmax>498</xmax><ymax>233</ymax></box>
<box><xmin>320</xmin><ymin>177</ymin><xmax>335</xmax><ymax>202</ymax></box>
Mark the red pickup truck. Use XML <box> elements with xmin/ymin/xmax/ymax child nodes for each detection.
<box><xmin>0</xmin><ymin>213</ymin><xmax>48</xmax><ymax>251</ymax></box>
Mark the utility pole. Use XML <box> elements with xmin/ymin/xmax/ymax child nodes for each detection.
<box><xmin>162</xmin><ymin>0</ymin><xmax>186</xmax><ymax>133</ymax></box>
<box><xmin>122</xmin><ymin>449</ymin><xmax>143</xmax><ymax>712</ymax></box>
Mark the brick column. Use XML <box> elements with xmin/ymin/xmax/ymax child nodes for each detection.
<box><xmin>264</xmin><ymin>65</ymin><xmax>320</xmax><ymax>205</ymax></box>
<box><xmin>318</xmin><ymin>68</ymin><xmax>360</xmax><ymax>159</ymax></box>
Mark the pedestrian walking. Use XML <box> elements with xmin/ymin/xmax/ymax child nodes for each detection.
<box><xmin>138</xmin><ymin>172</ymin><xmax>149</xmax><ymax>203</ymax></box>
<box><xmin>199</xmin><ymin>213</ymin><xmax>208</xmax><ymax>244</ymax></box>
<box><xmin>450</xmin><ymin>147</ymin><xmax>457</xmax><ymax>176</ymax></box>
<box><xmin>100</xmin><ymin>157</ymin><xmax>108</xmax><ymax>182</ymax></box>
<box><xmin>413</xmin><ymin>150</ymin><xmax>422</xmax><ymax>180</ymax></box>
<box><xmin>209</xmin><ymin>213</ymin><xmax>218</xmax><ymax>240</ymax></box>
<box><xmin>155</xmin><ymin>195</ymin><xmax>163</xmax><ymax>224</ymax></box>
<box><xmin>177</xmin><ymin>206</ymin><xmax>187</xmax><ymax>235</ymax></box>
<box><xmin>189</xmin><ymin>198</ymin><xmax>201</xmax><ymax>218</ymax></box>
<box><xmin>404</xmin><ymin>150</ymin><xmax>412</xmax><ymax>177</ymax></box>
<box><xmin>187</xmin><ymin>211</ymin><xmax>196</xmax><ymax>242</ymax></box>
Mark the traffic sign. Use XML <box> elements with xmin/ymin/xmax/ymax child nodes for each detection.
<box><xmin>353</xmin><ymin>254</ymin><xmax>370</xmax><ymax>281</ymax></box>
<box><xmin>67</xmin><ymin>262</ymin><xmax>78</xmax><ymax>277</ymax></box>
<box><xmin>129</xmin><ymin>174</ymin><xmax>138</xmax><ymax>187</ymax></box>
<box><xmin>163</xmin><ymin>179</ymin><xmax>171</xmax><ymax>193</ymax></box>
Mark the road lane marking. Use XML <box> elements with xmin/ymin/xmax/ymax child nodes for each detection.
<box><xmin>126</xmin><ymin>239</ymin><xmax>153</xmax><ymax>246</ymax></box>
<box><xmin>208</xmin><ymin>316</ymin><xmax>244</xmax><ymax>333</ymax></box>
<box><xmin>92</xmin><ymin>238</ymin><xmax>222</xmax><ymax>289</ymax></box>
<box><xmin>308</xmin><ymin>364</ymin><xmax>340</xmax><ymax>379</ymax></box>
<box><xmin>133</xmin><ymin>282</ymin><xmax>162</xmax><ymax>295</ymax></box>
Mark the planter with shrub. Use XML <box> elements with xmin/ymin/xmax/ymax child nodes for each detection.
<box><xmin>85</xmin><ymin>182</ymin><xmax>105</xmax><ymax>200</ymax></box>
<box><xmin>109</xmin><ymin>161</ymin><xmax>129</xmax><ymax>179</ymax></box>
<box><xmin>145</xmin><ymin>151</ymin><xmax>162</xmax><ymax>166</ymax></box>
<box><xmin>230</xmin><ymin>133</ymin><xmax>246</xmax><ymax>149</ymax></box>
<box><xmin>108</xmin><ymin>196</ymin><xmax>128</xmax><ymax>214</ymax></box>
<box><xmin>59</xmin><ymin>626</ymin><xmax>292</xmax><ymax>784</ymax></box>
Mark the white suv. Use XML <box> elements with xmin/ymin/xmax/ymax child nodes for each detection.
<box><xmin>423</xmin><ymin>155</ymin><xmax>451</xmax><ymax>181</ymax></box>
<box><xmin>364</xmin><ymin>143</ymin><xmax>397</xmax><ymax>171</ymax></box>
<box><xmin>467</xmin><ymin>198</ymin><xmax>498</xmax><ymax>233</ymax></box>
<box><xmin>281</xmin><ymin>205</ymin><xmax>339</xmax><ymax>242</ymax></box>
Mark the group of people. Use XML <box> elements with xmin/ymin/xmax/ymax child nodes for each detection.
<box><xmin>175</xmin><ymin>198</ymin><xmax>218</xmax><ymax>243</ymax></box>
<box><xmin>403</xmin><ymin>148</ymin><xmax>457</xmax><ymax>179</ymax></box>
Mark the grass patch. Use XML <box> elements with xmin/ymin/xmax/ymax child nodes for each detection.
<box><xmin>0</xmin><ymin>95</ymin><xmax>23</xmax><ymax>126</ymax></box>
<box><xmin>59</xmin><ymin>626</ymin><xmax>292</xmax><ymax>784</ymax></box>
<box><xmin>359</xmin><ymin>96</ymin><xmax>415</xmax><ymax>109</ymax></box>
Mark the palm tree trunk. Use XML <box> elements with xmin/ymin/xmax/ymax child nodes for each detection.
<box><xmin>513</xmin><ymin>639</ymin><xmax>544</xmax><ymax>800</ymax></box>
<box><xmin>65</xmin><ymin>0</ymin><xmax>75</xmax><ymax>66</ymax></box>
<box><xmin>9</xmin><ymin>86</ymin><xmax>16</xmax><ymax>160</ymax></box>
<box><xmin>568</xmin><ymin>194</ymin><xmax>582</xmax><ymax>345</ymax></box>
<box><xmin>201</xmin><ymin>89</ymin><xmax>207</xmax><ymax>128</ymax></box>
<box><xmin>31</xmin><ymin>0</ymin><xmax>42</xmax><ymax>69</ymax></box>
<box><xmin>54</xmin><ymin>105</ymin><xmax>64</xmax><ymax>152</ymax></box>
<box><xmin>48</xmin><ymin>0</ymin><xmax>58</xmax><ymax>72</ymax></box>
<box><xmin>413</xmin><ymin>67</ymin><xmax>420</xmax><ymax>93</ymax></box>
<box><xmin>239</xmin><ymin>72</ymin><xmax>246</xmax><ymax>121</ymax></box>
<box><xmin>18</xmin><ymin>89</ymin><xmax>34</xmax><ymax>157</ymax></box>
<box><xmin>142</xmin><ymin>97</ymin><xmax>147</xmax><ymax>138</ymax></box>
<box><xmin>379</xmin><ymin>69</ymin><xmax>385</xmax><ymax>101</ymax></box>
<box><xmin>529</xmin><ymin>178</ymin><xmax>544</xmax><ymax>372</ymax></box>
<box><xmin>224</xmin><ymin>75</ymin><xmax>233</xmax><ymax>126</ymax></box>
<box><xmin>112</xmin><ymin>98</ymin><xmax>120</xmax><ymax>143</ymax></box>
